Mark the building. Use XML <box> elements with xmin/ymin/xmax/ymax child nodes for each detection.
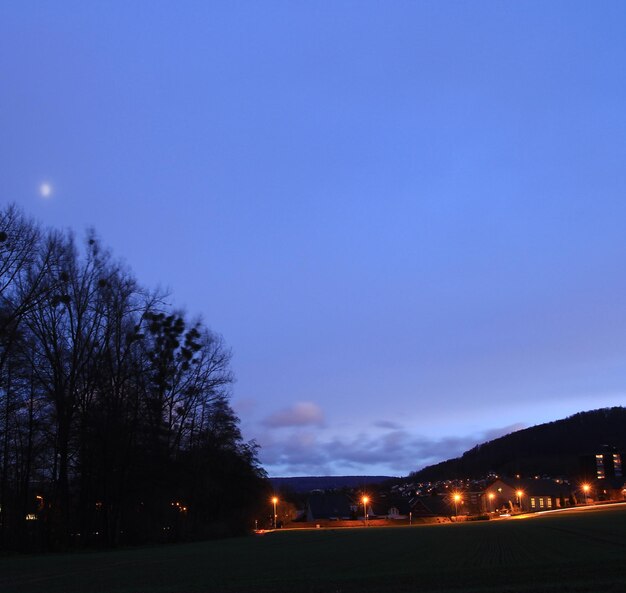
<box><xmin>595</xmin><ymin>477</ymin><xmax>626</xmax><ymax>502</ymax></box>
<box><xmin>410</xmin><ymin>495</ymin><xmax>455</xmax><ymax>519</ymax></box>
<box><xmin>487</xmin><ymin>478</ymin><xmax>572</xmax><ymax>513</ymax></box>
<box><xmin>305</xmin><ymin>492</ymin><xmax>354</xmax><ymax>521</ymax></box>
<box><xmin>594</xmin><ymin>450</ymin><xmax>622</xmax><ymax>479</ymax></box>
<box><xmin>371</xmin><ymin>496</ymin><xmax>412</xmax><ymax>519</ymax></box>
<box><xmin>580</xmin><ymin>446</ymin><xmax>623</xmax><ymax>481</ymax></box>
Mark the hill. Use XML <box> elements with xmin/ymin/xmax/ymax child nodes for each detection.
<box><xmin>410</xmin><ymin>406</ymin><xmax>626</xmax><ymax>481</ymax></box>
<box><xmin>269</xmin><ymin>475</ymin><xmax>394</xmax><ymax>493</ymax></box>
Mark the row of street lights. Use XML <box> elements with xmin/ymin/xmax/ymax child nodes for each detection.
<box><xmin>450</xmin><ymin>490</ymin><xmax>523</xmax><ymax>515</ymax></box>
<box><xmin>269</xmin><ymin>482</ymin><xmax>598</xmax><ymax>529</ymax></box>
<box><xmin>268</xmin><ymin>495</ymin><xmax>371</xmax><ymax>529</ymax></box>
<box><xmin>482</xmin><ymin>483</ymin><xmax>594</xmax><ymax>513</ymax></box>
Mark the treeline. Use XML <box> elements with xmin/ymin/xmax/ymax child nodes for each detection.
<box><xmin>0</xmin><ymin>205</ymin><xmax>267</xmax><ymax>551</ymax></box>
<box><xmin>409</xmin><ymin>407</ymin><xmax>626</xmax><ymax>482</ymax></box>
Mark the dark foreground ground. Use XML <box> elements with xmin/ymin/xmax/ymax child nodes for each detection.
<box><xmin>1</xmin><ymin>504</ymin><xmax>625</xmax><ymax>593</ymax></box>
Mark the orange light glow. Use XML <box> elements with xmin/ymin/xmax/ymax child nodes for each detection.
<box><xmin>582</xmin><ymin>484</ymin><xmax>590</xmax><ymax>493</ymax></box>
<box><xmin>453</xmin><ymin>493</ymin><xmax>462</xmax><ymax>503</ymax></box>
<box><xmin>362</xmin><ymin>496</ymin><xmax>369</xmax><ymax>504</ymax></box>
<box><xmin>271</xmin><ymin>497</ymin><xmax>278</xmax><ymax>504</ymax></box>
<box><xmin>516</xmin><ymin>490</ymin><xmax>523</xmax><ymax>498</ymax></box>
<box><xmin>488</xmin><ymin>493</ymin><xmax>495</xmax><ymax>500</ymax></box>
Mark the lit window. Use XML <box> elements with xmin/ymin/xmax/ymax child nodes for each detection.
<box><xmin>539</xmin><ymin>498</ymin><xmax>544</xmax><ymax>508</ymax></box>
<box><xmin>547</xmin><ymin>498</ymin><xmax>552</xmax><ymax>508</ymax></box>
<box><xmin>530</xmin><ymin>498</ymin><xmax>536</xmax><ymax>508</ymax></box>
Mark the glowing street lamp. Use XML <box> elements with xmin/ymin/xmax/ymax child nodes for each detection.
<box><xmin>453</xmin><ymin>493</ymin><xmax>462</xmax><ymax>518</ymax></box>
<box><xmin>582</xmin><ymin>483</ymin><xmax>590</xmax><ymax>505</ymax></box>
<box><xmin>516</xmin><ymin>490</ymin><xmax>524</xmax><ymax>511</ymax></box>
<box><xmin>488</xmin><ymin>492</ymin><xmax>495</xmax><ymax>512</ymax></box>
<box><xmin>362</xmin><ymin>496</ymin><xmax>369</xmax><ymax>525</ymax></box>
<box><xmin>272</xmin><ymin>496</ymin><xmax>278</xmax><ymax>529</ymax></box>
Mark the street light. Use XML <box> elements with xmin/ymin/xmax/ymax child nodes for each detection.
<box><xmin>516</xmin><ymin>490</ymin><xmax>523</xmax><ymax>511</ymax></box>
<box><xmin>582</xmin><ymin>483</ymin><xmax>590</xmax><ymax>505</ymax></box>
<box><xmin>453</xmin><ymin>493</ymin><xmax>462</xmax><ymax>519</ymax></box>
<box><xmin>362</xmin><ymin>496</ymin><xmax>369</xmax><ymax>525</ymax></box>
<box><xmin>272</xmin><ymin>496</ymin><xmax>278</xmax><ymax>529</ymax></box>
<box><xmin>488</xmin><ymin>492</ymin><xmax>495</xmax><ymax>512</ymax></box>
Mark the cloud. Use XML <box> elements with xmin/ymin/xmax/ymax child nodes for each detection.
<box><xmin>373</xmin><ymin>420</ymin><xmax>403</xmax><ymax>430</ymax></box>
<box><xmin>256</xmin><ymin>422</ymin><xmax>527</xmax><ymax>477</ymax></box>
<box><xmin>262</xmin><ymin>402</ymin><xmax>325</xmax><ymax>428</ymax></box>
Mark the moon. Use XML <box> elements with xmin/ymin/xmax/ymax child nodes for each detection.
<box><xmin>39</xmin><ymin>182</ymin><xmax>52</xmax><ymax>198</ymax></box>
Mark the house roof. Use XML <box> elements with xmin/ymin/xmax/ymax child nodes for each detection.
<box><xmin>410</xmin><ymin>495</ymin><xmax>452</xmax><ymax>517</ymax></box>
<box><xmin>306</xmin><ymin>492</ymin><xmax>353</xmax><ymax>519</ymax></box>
<box><xmin>372</xmin><ymin>496</ymin><xmax>412</xmax><ymax>515</ymax></box>
<box><xmin>492</xmin><ymin>478</ymin><xmax>571</xmax><ymax>497</ymax></box>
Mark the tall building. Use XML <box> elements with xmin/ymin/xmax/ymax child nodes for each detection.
<box><xmin>594</xmin><ymin>449</ymin><xmax>622</xmax><ymax>479</ymax></box>
<box><xmin>580</xmin><ymin>446</ymin><xmax>624</xmax><ymax>481</ymax></box>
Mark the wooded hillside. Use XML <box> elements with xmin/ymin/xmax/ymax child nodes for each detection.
<box><xmin>410</xmin><ymin>407</ymin><xmax>626</xmax><ymax>481</ymax></box>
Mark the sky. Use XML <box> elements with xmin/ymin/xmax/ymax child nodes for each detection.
<box><xmin>2</xmin><ymin>1</ymin><xmax>626</xmax><ymax>477</ymax></box>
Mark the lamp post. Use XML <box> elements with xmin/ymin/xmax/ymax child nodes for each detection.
<box><xmin>488</xmin><ymin>492</ymin><xmax>495</xmax><ymax>513</ymax></box>
<box><xmin>272</xmin><ymin>496</ymin><xmax>278</xmax><ymax>529</ymax></box>
<box><xmin>582</xmin><ymin>484</ymin><xmax>590</xmax><ymax>505</ymax></box>
<box><xmin>362</xmin><ymin>496</ymin><xmax>369</xmax><ymax>525</ymax></box>
<box><xmin>516</xmin><ymin>490</ymin><xmax>523</xmax><ymax>512</ymax></box>
<box><xmin>453</xmin><ymin>493</ymin><xmax>461</xmax><ymax>519</ymax></box>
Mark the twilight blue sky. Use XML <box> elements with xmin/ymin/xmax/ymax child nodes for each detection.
<box><xmin>2</xmin><ymin>2</ymin><xmax>626</xmax><ymax>476</ymax></box>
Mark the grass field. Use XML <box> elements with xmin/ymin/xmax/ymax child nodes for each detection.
<box><xmin>1</xmin><ymin>504</ymin><xmax>625</xmax><ymax>593</ymax></box>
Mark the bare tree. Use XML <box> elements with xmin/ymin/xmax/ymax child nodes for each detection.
<box><xmin>0</xmin><ymin>207</ymin><xmax>267</xmax><ymax>551</ymax></box>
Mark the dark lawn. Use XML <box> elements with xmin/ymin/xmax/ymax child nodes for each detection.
<box><xmin>1</xmin><ymin>504</ymin><xmax>625</xmax><ymax>593</ymax></box>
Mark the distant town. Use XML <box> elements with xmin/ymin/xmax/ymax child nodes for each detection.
<box><xmin>267</xmin><ymin>430</ymin><xmax>626</xmax><ymax>529</ymax></box>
